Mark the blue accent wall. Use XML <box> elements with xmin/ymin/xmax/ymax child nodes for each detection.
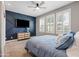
<box><xmin>6</xmin><ymin>10</ymin><xmax>36</xmax><ymax>40</ymax></box>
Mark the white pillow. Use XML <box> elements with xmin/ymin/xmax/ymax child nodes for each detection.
<box><xmin>67</xmin><ymin>31</ymin><xmax>79</xmax><ymax>57</ymax></box>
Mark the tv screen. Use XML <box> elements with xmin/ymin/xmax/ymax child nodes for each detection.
<box><xmin>16</xmin><ymin>19</ymin><xmax>29</xmax><ymax>28</ymax></box>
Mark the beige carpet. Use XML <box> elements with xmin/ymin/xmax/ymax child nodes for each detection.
<box><xmin>4</xmin><ymin>39</ymin><xmax>32</xmax><ymax>57</ymax></box>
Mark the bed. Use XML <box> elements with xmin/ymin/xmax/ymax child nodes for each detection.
<box><xmin>25</xmin><ymin>35</ymin><xmax>67</xmax><ymax>57</ymax></box>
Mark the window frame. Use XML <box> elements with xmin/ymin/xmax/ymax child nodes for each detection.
<box><xmin>39</xmin><ymin>8</ymin><xmax>71</xmax><ymax>34</ymax></box>
<box><xmin>56</xmin><ymin>9</ymin><xmax>71</xmax><ymax>35</ymax></box>
<box><xmin>45</xmin><ymin>14</ymin><xmax>55</xmax><ymax>33</ymax></box>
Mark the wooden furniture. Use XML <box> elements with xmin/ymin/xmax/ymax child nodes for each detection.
<box><xmin>17</xmin><ymin>32</ymin><xmax>30</xmax><ymax>40</ymax></box>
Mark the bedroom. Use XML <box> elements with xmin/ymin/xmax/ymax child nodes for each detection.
<box><xmin>0</xmin><ymin>1</ymin><xmax>79</xmax><ymax>57</ymax></box>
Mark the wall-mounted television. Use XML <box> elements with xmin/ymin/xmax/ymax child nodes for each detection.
<box><xmin>16</xmin><ymin>19</ymin><xmax>29</xmax><ymax>28</ymax></box>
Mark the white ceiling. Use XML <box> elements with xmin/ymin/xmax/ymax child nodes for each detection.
<box><xmin>5</xmin><ymin>1</ymin><xmax>74</xmax><ymax>17</ymax></box>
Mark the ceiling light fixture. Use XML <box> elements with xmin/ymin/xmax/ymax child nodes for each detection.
<box><xmin>7</xmin><ymin>3</ymin><xmax>11</xmax><ymax>6</ymax></box>
<box><xmin>27</xmin><ymin>1</ymin><xmax>46</xmax><ymax>11</ymax></box>
<box><xmin>36</xmin><ymin>7</ymin><xmax>40</xmax><ymax>10</ymax></box>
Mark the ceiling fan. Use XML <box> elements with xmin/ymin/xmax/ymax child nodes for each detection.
<box><xmin>27</xmin><ymin>1</ymin><xmax>46</xmax><ymax>10</ymax></box>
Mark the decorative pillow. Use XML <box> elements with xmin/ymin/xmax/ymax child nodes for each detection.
<box><xmin>74</xmin><ymin>31</ymin><xmax>79</xmax><ymax>46</ymax></box>
<box><xmin>56</xmin><ymin>33</ymin><xmax>68</xmax><ymax>47</ymax></box>
<box><xmin>56</xmin><ymin>34</ymin><xmax>70</xmax><ymax>48</ymax></box>
<box><xmin>56</xmin><ymin>34</ymin><xmax>64</xmax><ymax>44</ymax></box>
<box><xmin>56</xmin><ymin>32</ymin><xmax>75</xmax><ymax>50</ymax></box>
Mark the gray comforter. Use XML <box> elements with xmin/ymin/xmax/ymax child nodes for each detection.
<box><xmin>25</xmin><ymin>35</ymin><xmax>67</xmax><ymax>57</ymax></box>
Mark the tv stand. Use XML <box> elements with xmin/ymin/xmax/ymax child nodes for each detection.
<box><xmin>17</xmin><ymin>32</ymin><xmax>30</xmax><ymax>40</ymax></box>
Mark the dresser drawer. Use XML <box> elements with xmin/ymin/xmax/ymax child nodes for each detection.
<box><xmin>18</xmin><ymin>33</ymin><xmax>24</xmax><ymax>36</ymax></box>
<box><xmin>18</xmin><ymin>37</ymin><xmax>24</xmax><ymax>39</ymax></box>
<box><xmin>25</xmin><ymin>33</ymin><xmax>30</xmax><ymax>35</ymax></box>
<box><xmin>25</xmin><ymin>36</ymin><xmax>30</xmax><ymax>38</ymax></box>
<box><xmin>18</xmin><ymin>35</ymin><xmax>24</xmax><ymax>37</ymax></box>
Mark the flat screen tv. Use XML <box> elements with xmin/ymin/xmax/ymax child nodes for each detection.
<box><xmin>16</xmin><ymin>19</ymin><xmax>29</xmax><ymax>28</ymax></box>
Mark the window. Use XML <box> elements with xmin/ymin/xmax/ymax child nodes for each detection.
<box><xmin>63</xmin><ymin>11</ymin><xmax>71</xmax><ymax>33</ymax></box>
<box><xmin>46</xmin><ymin>14</ymin><xmax>55</xmax><ymax>33</ymax></box>
<box><xmin>56</xmin><ymin>13</ymin><xmax>63</xmax><ymax>34</ymax></box>
<box><xmin>39</xmin><ymin>9</ymin><xmax>71</xmax><ymax>34</ymax></box>
<box><xmin>39</xmin><ymin>14</ymin><xmax>55</xmax><ymax>33</ymax></box>
<box><xmin>56</xmin><ymin>9</ymin><xmax>71</xmax><ymax>35</ymax></box>
<box><xmin>39</xmin><ymin>17</ymin><xmax>45</xmax><ymax>32</ymax></box>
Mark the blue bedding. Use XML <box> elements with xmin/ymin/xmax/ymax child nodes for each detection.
<box><xmin>25</xmin><ymin>35</ymin><xmax>67</xmax><ymax>57</ymax></box>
